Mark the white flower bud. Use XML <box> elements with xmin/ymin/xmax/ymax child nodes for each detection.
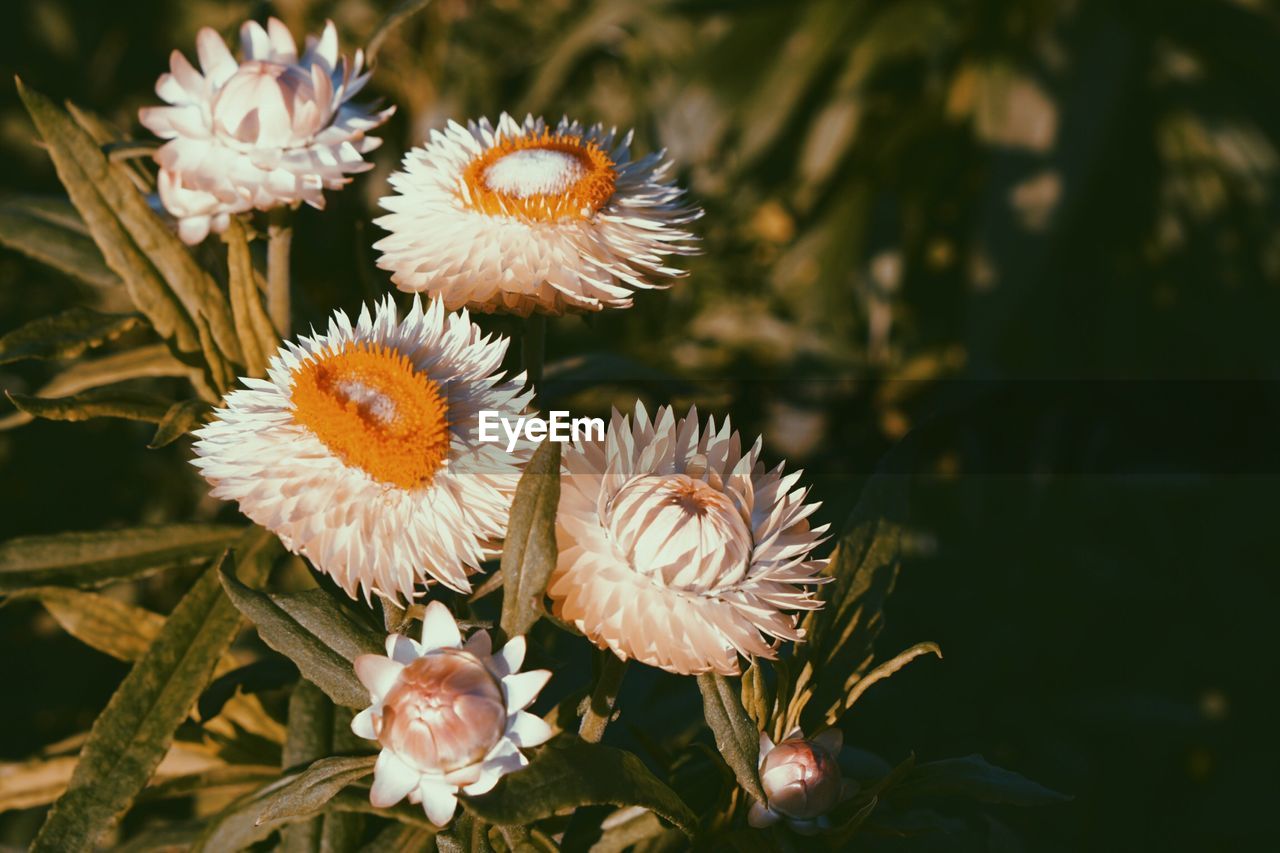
<box><xmin>759</xmin><ymin>737</ymin><xmax>843</xmax><ymax>821</ymax></box>
<box><xmin>373</xmin><ymin>649</ymin><xmax>507</xmax><ymax>774</ymax></box>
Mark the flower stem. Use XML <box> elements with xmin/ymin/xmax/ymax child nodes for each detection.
<box><xmin>522</xmin><ymin>314</ymin><xmax>546</xmax><ymax>389</ymax></box>
<box><xmin>578</xmin><ymin>651</ymin><xmax>627</xmax><ymax>743</ymax></box>
<box><xmin>267</xmin><ymin>211</ymin><xmax>294</xmax><ymax>336</ymax></box>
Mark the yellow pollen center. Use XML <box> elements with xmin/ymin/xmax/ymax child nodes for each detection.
<box><xmin>290</xmin><ymin>342</ymin><xmax>450</xmax><ymax>490</ymax></box>
<box><xmin>461</xmin><ymin>131</ymin><xmax>617</xmax><ymax>222</ymax></box>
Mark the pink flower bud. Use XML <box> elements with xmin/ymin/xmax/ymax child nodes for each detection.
<box><xmin>373</xmin><ymin>649</ymin><xmax>507</xmax><ymax>774</ymax></box>
<box><xmin>759</xmin><ymin>737</ymin><xmax>843</xmax><ymax>820</ymax></box>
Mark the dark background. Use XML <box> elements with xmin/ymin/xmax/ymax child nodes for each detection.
<box><xmin>3</xmin><ymin>0</ymin><xmax>1279</xmax><ymax>849</ymax></box>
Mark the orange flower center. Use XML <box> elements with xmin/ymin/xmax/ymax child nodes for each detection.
<box><xmin>460</xmin><ymin>131</ymin><xmax>617</xmax><ymax>222</ymax></box>
<box><xmin>290</xmin><ymin>342</ymin><xmax>450</xmax><ymax>490</ymax></box>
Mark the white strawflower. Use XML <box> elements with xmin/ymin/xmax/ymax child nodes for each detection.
<box><xmin>139</xmin><ymin>18</ymin><xmax>393</xmax><ymax>244</ymax></box>
<box><xmin>748</xmin><ymin>728</ymin><xmax>850</xmax><ymax>834</ymax></box>
<box><xmin>191</xmin><ymin>295</ymin><xmax>532</xmax><ymax>601</ymax></box>
<box><xmin>373</xmin><ymin>113</ymin><xmax>700</xmax><ymax>316</ymax></box>
<box><xmin>352</xmin><ymin>602</ymin><xmax>553</xmax><ymax>826</ymax></box>
<box><xmin>547</xmin><ymin>404</ymin><xmax>830</xmax><ymax>676</ymax></box>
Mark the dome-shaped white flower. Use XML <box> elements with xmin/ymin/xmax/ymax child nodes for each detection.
<box><xmin>353</xmin><ymin>602</ymin><xmax>553</xmax><ymax>826</ymax></box>
<box><xmin>139</xmin><ymin>18</ymin><xmax>393</xmax><ymax>244</ymax></box>
<box><xmin>547</xmin><ymin>404</ymin><xmax>830</xmax><ymax>676</ymax></box>
<box><xmin>191</xmin><ymin>295</ymin><xmax>532</xmax><ymax>601</ymax></box>
<box><xmin>373</xmin><ymin>113</ymin><xmax>701</xmax><ymax>316</ymax></box>
<box><xmin>748</xmin><ymin>728</ymin><xmax>850</xmax><ymax>834</ymax></box>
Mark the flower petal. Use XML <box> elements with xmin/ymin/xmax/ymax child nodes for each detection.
<box><xmin>386</xmin><ymin>633</ymin><xmax>421</xmax><ymax>664</ymax></box>
<box><xmin>748</xmin><ymin>801</ymin><xmax>780</xmax><ymax>828</ymax></box>
<box><xmin>417</xmin><ymin>779</ymin><xmax>459</xmax><ymax>827</ymax></box>
<box><xmin>370</xmin><ymin>750</ymin><xmax>419</xmax><ymax>808</ymax></box>
<box><xmin>420</xmin><ymin>601</ymin><xmax>462</xmax><ymax>651</ymax></box>
<box><xmin>494</xmin><ymin>635</ymin><xmax>526</xmax><ymax>677</ymax></box>
<box><xmin>501</xmin><ymin>669</ymin><xmax>551</xmax><ymax>712</ymax></box>
<box><xmin>355</xmin><ymin>654</ymin><xmax>403</xmax><ymax>700</ymax></box>
<box><xmin>506</xmin><ymin>711</ymin><xmax>553</xmax><ymax>748</ymax></box>
<box><xmin>464</xmin><ymin>628</ymin><xmax>492</xmax><ymax>658</ymax></box>
<box><xmin>350</xmin><ymin>706</ymin><xmax>378</xmax><ymax>741</ymax></box>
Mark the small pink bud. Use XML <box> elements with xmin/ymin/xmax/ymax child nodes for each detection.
<box><xmin>373</xmin><ymin>649</ymin><xmax>506</xmax><ymax>774</ymax></box>
<box><xmin>759</xmin><ymin>738</ymin><xmax>843</xmax><ymax>820</ymax></box>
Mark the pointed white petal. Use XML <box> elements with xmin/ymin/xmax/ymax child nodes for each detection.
<box><xmin>370</xmin><ymin>750</ymin><xmax>419</xmax><ymax>808</ymax></box>
<box><xmin>420</xmin><ymin>601</ymin><xmax>462</xmax><ymax>651</ymax></box>
<box><xmin>501</xmin><ymin>669</ymin><xmax>551</xmax><ymax>712</ymax></box>
<box><xmin>418</xmin><ymin>779</ymin><xmax>459</xmax><ymax>827</ymax></box>
<box><xmin>355</xmin><ymin>655</ymin><xmax>403</xmax><ymax>700</ymax></box>
<box><xmin>506</xmin><ymin>711</ymin><xmax>553</xmax><ymax>748</ymax></box>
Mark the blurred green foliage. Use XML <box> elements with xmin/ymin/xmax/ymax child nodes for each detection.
<box><xmin>2</xmin><ymin>0</ymin><xmax>1279</xmax><ymax>849</ymax></box>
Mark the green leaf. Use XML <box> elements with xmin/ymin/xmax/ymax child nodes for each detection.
<box><xmin>219</xmin><ymin>570</ymin><xmax>383</xmax><ymax>709</ymax></box>
<box><xmin>831</xmin><ymin>641</ymin><xmax>941</xmax><ymax>724</ymax></box>
<box><xmin>0</xmin><ymin>344</ymin><xmax>212</xmax><ymax>431</ymax></box>
<box><xmin>279</xmin><ymin>681</ymin><xmax>359</xmax><ymax>853</ymax></box>
<box><xmin>892</xmin><ymin>755</ymin><xmax>1070</xmax><ymax>806</ymax></box>
<box><xmin>785</xmin><ymin>440</ymin><xmax>912</xmax><ymax>732</ymax></box>
<box><xmin>463</xmin><ymin>736</ymin><xmax>697</xmax><ymax>836</ymax></box>
<box><xmin>148</xmin><ymin>399</ymin><xmax>212</xmax><ymax>448</ymax></box>
<box><xmin>15</xmin><ymin>80</ymin><xmax>242</xmax><ymax>391</ymax></box>
<box><xmin>696</xmin><ymin>672</ymin><xmax>766</xmax><ymax>804</ymax></box>
<box><xmin>195</xmin><ymin>756</ymin><xmax>376</xmax><ymax>852</ymax></box>
<box><xmin>6</xmin><ymin>386</ymin><xmax>172</xmax><ymax>425</ymax></box>
<box><xmin>12</xmin><ymin>587</ymin><xmax>165</xmax><ymax>661</ymax></box>
<box><xmin>221</xmin><ymin>218</ymin><xmax>277</xmax><ymax>378</ymax></box>
<box><xmin>0</xmin><ymin>523</ymin><xmax>243</xmax><ymax>592</ymax></box>
<box><xmin>360</xmin><ymin>822</ymin><xmax>436</xmax><ymax>852</ymax></box>
<box><xmin>0</xmin><ymin>195</ymin><xmax>119</xmax><ymax>288</ymax></box>
<box><xmin>436</xmin><ymin>811</ymin><xmax>495</xmax><ymax>853</ymax></box>
<box><xmin>31</xmin><ymin>536</ymin><xmax>272</xmax><ymax>853</ymax></box>
<box><xmin>500</xmin><ymin>439</ymin><xmax>560</xmax><ymax>638</ymax></box>
<box><xmin>0</xmin><ymin>307</ymin><xmax>140</xmax><ymax>365</ymax></box>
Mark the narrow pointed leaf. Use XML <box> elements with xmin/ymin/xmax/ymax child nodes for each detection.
<box><xmin>31</xmin><ymin>538</ymin><xmax>271</xmax><ymax>853</ymax></box>
<box><xmin>786</xmin><ymin>439</ymin><xmax>912</xmax><ymax>731</ymax></box>
<box><xmin>219</xmin><ymin>569</ymin><xmax>383</xmax><ymax>709</ymax></box>
<box><xmin>0</xmin><ymin>307</ymin><xmax>140</xmax><ymax>365</ymax></box>
<box><xmin>16</xmin><ymin>80</ymin><xmax>242</xmax><ymax>389</ymax></box>
<box><xmin>7</xmin><ymin>386</ymin><xmax>173</xmax><ymax>425</ymax></box>
<box><xmin>500</xmin><ymin>439</ymin><xmax>560</xmax><ymax>638</ymax></box>
<box><xmin>0</xmin><ymin>523</ymin><xmax>243</xmax><ymax>592</ymax></box>
<box><xmin>463</xmin><ymin>736</ymin><xmax>696</xmax><ymax>836</ymax></box>
<box><xmin>0</xmin><ymin>344</ymin><xmax>210</xmax><ymax>431</ymax></box>
<box><xmin>148</xmin><ymin>399</ymin><xmax>212</xmax><ymax>448</ymax></box>
<box><xmin>11</xmin><ymin>587</ymin><xmax>165</xmax><ymax>661</ymax></box>
<box><xmin>892</xmin><ymin>755</ymin><xmax>1070</xmax><ymax>806</ymax></box>
<box><xmin>194</xmin><ymin>756</ymin><xmax>376</xmax><ymax>852</ymax></box>
<box><xmin>697</xmin><ymin>672</ymin><xmax>766</xmax><ymax>803</ymax></box>
<box><xmin>832</xmin><ymin>641</ymin><xmax>941</xmax><ymax>724</ymax></box>
<box><xmin>0</xmin><ymin>196</ymin><xmax>119</xmax><ymax>287</ymax></box>
<box><xmin>222</xmin><ymin>219</ymin><xmax>276</xmax><ymax>378</ymax></box>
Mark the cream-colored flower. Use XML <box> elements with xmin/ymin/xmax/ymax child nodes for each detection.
<box><xmin>547</xmin><ymin>404</ymin><xmax>830</xmax><ymax>676</ymax></box>
<box><xmin>748</xmin><ymin>728</ymin><xmax>850</xmax><ymax>834</ymax></box>
<box><xmin>139</xmin><ymin>18</ymin><xmax>392</xmax><ymax>244</ymax></box>
<box><xmin>352</xmin><ymin>602</ymin><xmax>553</xmax><ymax>826</ymax></box>
<box><xmin>373</xmin><ymin>113</ymin><xmax>700</xmax><ymax>316</ymax></box>
<box><xmin>191</xmin><ymin>295</ymin><xmax>531</xmax><ymax>601</ymax></box>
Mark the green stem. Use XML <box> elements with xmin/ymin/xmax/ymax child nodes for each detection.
<box><xmin>522</xmin><ymin>314</ymin><xmax>546</xmax><ymax>390</ymax></box>
<box><xmin>578</xmin><ymin>652</ymin><xmax>627</xmax><ymax>743</ymax></box>
<box><xmin>267</xmin><ymin>211</ymin><xmax>294</xmax><ymax>336</ymax></box>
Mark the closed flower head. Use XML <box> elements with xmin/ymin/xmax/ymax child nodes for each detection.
<box><xmin>139</xmin><ymin>18</ymin><xmax>392</xmax><ymax>243</ymax></box>
<box><xmin>353</xmin><ymin>602</ymin><xmax>553</xmax><ymax>826</ymax></box>
<box><xmin>374</xmin><ymin>113</ymin><xmax>701</xmax><ymax>316</ymax></box>
<box><xmin>548</xmin><ymin>404</ymin><xmax>830</xmax><ymax>676</ymax></box>
<box><xmin>191</xmin><ymin>296</ymin><xmax>531</xmax><ymax>601</ymax></box>
<box><xmin>749</xmin><ymin>728</ymin><xmax>850</xmax><ymax>834</ymax></box>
